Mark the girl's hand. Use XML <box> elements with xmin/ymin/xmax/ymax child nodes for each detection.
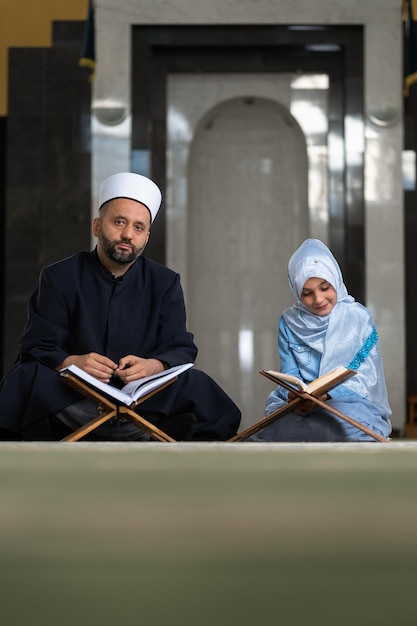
<box><xmin>288</xmin><ymin>390</ymin><xmax>329</xmax><ymax>412</ymax></box>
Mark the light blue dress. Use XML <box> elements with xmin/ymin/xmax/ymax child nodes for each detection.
<box><xmin>253</xmin><ymin>239</ymin><xmax>392</xmax><ymax>442</ymax></box>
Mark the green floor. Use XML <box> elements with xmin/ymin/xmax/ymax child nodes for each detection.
<box><xmin>1</xmin><ymin>442</ymin><xmax>417</xmax><ymax>626</ymax></box>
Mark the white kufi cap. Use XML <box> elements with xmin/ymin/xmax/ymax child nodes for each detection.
<box><xmin>99</xmin><ymin>172</ymin><xmax>162</xmax><ymax>222</ymax></box>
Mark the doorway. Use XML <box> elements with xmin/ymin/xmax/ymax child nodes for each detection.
<box><xmin>131</xmin><ymin>24</ymin><xmax>364</xmax><ymax>429</ymax></box>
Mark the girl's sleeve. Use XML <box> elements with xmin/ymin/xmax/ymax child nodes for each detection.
<box><xmin>264</xmin><ymin>317</ymin><xmax>299</xmax><ymax>416</ymax></box>
<box><xmin>278</xmin><ymin>317</ymin><xmax>303</xmax><ymax>378</ymax></box>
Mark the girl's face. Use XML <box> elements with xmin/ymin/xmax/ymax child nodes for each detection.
<box><xmin>301</xmin><ymin>277</ymin><xmax>337</xmax><ymax>316</ymax></box>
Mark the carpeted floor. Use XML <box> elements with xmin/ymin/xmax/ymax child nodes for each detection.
<box><xmin>1</xmin><ymin>441</ymin><xmax>417</xmax><ymax>626</ymax></box>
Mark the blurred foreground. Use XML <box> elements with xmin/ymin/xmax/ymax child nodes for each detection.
<box><xmin>0</xmin><ymin>441</ymin><xmax>416</xmax><ymax>626</ymax></box>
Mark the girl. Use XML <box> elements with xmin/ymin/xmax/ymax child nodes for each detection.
<box><xmin>250</xmin><ymin>239</ymin><xmax>392</xmax><ymax>442</ymax></box>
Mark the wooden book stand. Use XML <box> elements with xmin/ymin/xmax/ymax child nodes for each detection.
<box><xmin>59</xmin><ymin>371</ymin><xmax>178</xmax><ymax>442</ymax></box>
<box><xmin>229</xmin><ymin>370</ymin><xmax>390</xmax><ymax>443</ymax></box>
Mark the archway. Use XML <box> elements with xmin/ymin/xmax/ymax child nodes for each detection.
<box><xmin>186</xmin><ymin>97</ymin><xmax>308</xmax><ymax>428</ymax></box>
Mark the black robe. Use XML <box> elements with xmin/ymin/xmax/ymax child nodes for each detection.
<box><xmin>0</xmin><ymin>250</ymin><xmax>241</xmax><ymax>440</ymax></box>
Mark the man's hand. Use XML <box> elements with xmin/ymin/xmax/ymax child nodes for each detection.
<box><xmin>56</xmin><ymin>353</ymin><xmax>118</xmax><ymax>382</ymax></box>
<box><xmin>115</xmin><ymin>357</ymin><xmax>166</xmax><ymax>383</ymax></box>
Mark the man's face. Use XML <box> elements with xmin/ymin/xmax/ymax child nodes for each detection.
<box><xmin>93</xmin><ymin>198</ymin><xmax>151</xmax><ymax>265</ymax></box>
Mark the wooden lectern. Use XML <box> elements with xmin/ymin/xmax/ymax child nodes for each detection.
<box><xmin>59</xmin><ymin>370</ymin><xmax>178</xmax><ymax>442</ymax></box>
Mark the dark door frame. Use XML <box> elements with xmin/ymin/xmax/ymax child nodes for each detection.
<box><xmin>131</xmin><ymin>24</ymin><xmax>364</xmax><ymax>301</ymax></box>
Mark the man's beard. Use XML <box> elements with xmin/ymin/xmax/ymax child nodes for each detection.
<box><xmin>98</xmin><ymin>229</ymin><xmax>146</xmax><ymax>264</ymax></box>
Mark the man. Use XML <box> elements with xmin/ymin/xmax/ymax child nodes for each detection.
<box><xmin>0</xmin><ymin>172</ymin><xmax>241</xmax><ymax>441</ymax></box>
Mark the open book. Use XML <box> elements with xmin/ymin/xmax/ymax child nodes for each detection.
<box><xmin>60</xmin><ymin>362</ymin><xmax>194</xmax><ymax>406</ymax></box>
<box><xmin>260</xmin><ymin>366</ymin><xmax>356</xmax><ymax>396</ymax></box>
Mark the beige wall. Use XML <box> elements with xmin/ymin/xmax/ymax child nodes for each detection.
<box><xmin>0</xmin><ymin>0</ymin><xmax>87</xmax><ymax>116</ymax></box>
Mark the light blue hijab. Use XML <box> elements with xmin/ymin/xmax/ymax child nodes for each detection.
<box><xmin>282</xmin><ymin>239</ymin><xmax>391</xmax><ymax>416</ymax></box>
<box><xmin>284</xmin><ymin>238</ymin><xmax>354</xmax><ymax>352</ymax></box>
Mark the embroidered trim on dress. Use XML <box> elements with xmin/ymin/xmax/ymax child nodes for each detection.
<box><xmin>347</xmin><ymin>327</ymin><xmax>378</xmax><ymax>370</ymax></box>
